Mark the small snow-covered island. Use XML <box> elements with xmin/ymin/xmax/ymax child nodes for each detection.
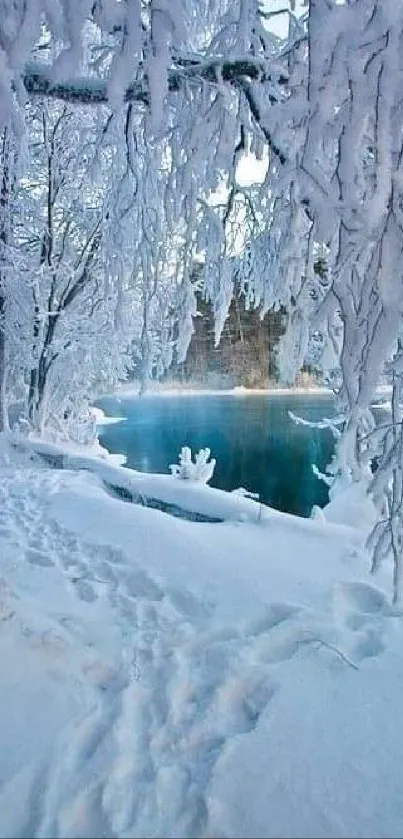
<box><xmin>1</xmin><ymin>2</ymin><xmax>403</xmax><ymax>838</ymax></box>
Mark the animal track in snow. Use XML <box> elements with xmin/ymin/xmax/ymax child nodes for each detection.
<box><xmin>243</xmin><ymin>601</ymin><xmax>302</xmax><ymax>637</ymax></box>
<box><xmin>335</xmin><ymin>581</ymin><xmax>399</xmax><ymax>617</ymax></box>
<box><xmin>0</xmin><ymin>526</ymin><xmax>12</xmax><ymax>540</ymax></box>
<box><xmin>351</xmin><ymin>628</ymin><xmax>385</xmax><ymax>661</ymax></box>
<box><xmin>26</xmin><ymin>548</ymin><xmax>55</xmax><ymax>568</ymax></box>
<box><xmin>2</xmin><ymin>464</ymin><xmax>402</xmax><ymax>838</ymax></box>
<box><xmin>121</xmin><ymin>567</ymin><xmax>163</xmax><ymax>601</ymax></box>
<box><xmin>72</xmin><ymin>579</ymin><xmax>98</xmax><ymax>603</ymax></box>
<box><xmin>332</xmin><ymin>581</ymin><xmax>402</xmax><ymax>666</ymax></box>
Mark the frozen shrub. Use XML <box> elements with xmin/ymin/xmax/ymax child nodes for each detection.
<box><xmin>170</xmin><ymin>446</ymin><xmax>216</xmax><ymax>484</ymax></box>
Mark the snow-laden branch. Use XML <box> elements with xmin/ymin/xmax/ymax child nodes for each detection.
<box><xmin>22</xmin><ymin>58</ymin><xmax>287</xmax><ymax>105</ymax></box>
<box><xmin>288</xmin><ymin>409</ymin><xmax>344</xmax><ymax>438</ymax></box>
<box><xmin>6</xmin><ymin>0</ymin><xmax>403</xmax><ymax>599</ymax></box>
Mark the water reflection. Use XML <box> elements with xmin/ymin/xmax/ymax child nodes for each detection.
<box><xmin>98</xmin><ymin>393</ymin><xmax>335</xmax><ymax>517</ymax></box>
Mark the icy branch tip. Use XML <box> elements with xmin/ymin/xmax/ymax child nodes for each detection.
<box><xmin>170</xmin><ymin>446</ymin><xmax>216</xmax><ymax>484</ymax></box>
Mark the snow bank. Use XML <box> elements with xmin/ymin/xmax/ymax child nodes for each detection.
<box><xmin>9</xmin><ymin>431</ymin><xmax>127</xmax><ymax>468</ymax></box>
<box><xmin>9</xmin><ymin>432</ymin><xmax>363</xmax><ymax>538</ymax></box>
<box><xmin>1</xmin><ymin>434</ymin><xmax>402</xmax><ymax>838</ymax></box>
<box><xmin>49</xmin><ymin>468</ymin><xmax>364</xmax><ymax>618</ymax></box>
<box><xmin>321</xmin><ymin>480</ymin><xmax>378</xmax><ymax>532</ymax></box>
<box><xmin>90</xmin><ymin>406</ymin><xmax>126</xmax><ymax>426</ymax></box>
<box><xmin>209</xmin><ymin>644</ymin><xmax>403</xmax><ymax>838</ymax></box>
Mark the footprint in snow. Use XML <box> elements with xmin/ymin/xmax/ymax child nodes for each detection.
<box><xmin>334</xmin><ymin>581</ymin><xmax>402</xmax><ymax>664</ymax></box>
<box><xmin>112</xmin><ymin>593</ymin><xmax>138</xmax><ymax>623</ymax></box>
<box><xmin>334</xmin><ymin>581</ymin><xmax>400</xmax><ymax>618</ymax></box>
<box><xmin>333</xmin><ymin>580</ymin><xmax>402</xmax><ymax>639</ymax></box>
<box><xmin>123</xmin><ymin>568</ymin><xmax>163</xmax><ymax>601</ymax></box>
<box><xmin>243</xmin><ymin>601</ymin><xmax>302</xmax><ymax>638</ymax></box>
<box><xmin>93</xmin><ymin>560</ymin><xmax>117</xmax><ymax>584</ymax></box>
<box><xmin>165</xmin><ymin>588</ymin><xmax>213</xmax><ymax>622</ymax></box>
<box><xmin>72</xmin><ymin>579</ymin><xmax>98</xmax><ymax>603</ymax></box>
<box><xmin>351</xmin><ymin>627</ymin><xmax>385</xmax><ymax>661</ymax></box>
<box><xmin>59</xmin><ymin>553</ymin><xmax>77</xmax><ymax>570</ymax></box>
<box><xmin>26</xmin><ymin>548</ymin><xmax>55</xmax><ymax>567</ymax></box>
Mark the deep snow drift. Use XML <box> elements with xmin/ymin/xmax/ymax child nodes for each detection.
<box><xmin>0</xmin><ymin>433</ymin><xmax>403</xmax><ymax>838</ymax></box>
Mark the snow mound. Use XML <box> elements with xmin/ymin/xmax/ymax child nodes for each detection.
<box><xmin>322</xmin><ymin>480</ymin><xmax>378</xmax><ymax>532</ymax></box>
<box><xmin>91</xmin><ymin>406</ymin><xmax>126</xmax><ymax>426</ymax></box>
<box><xmin>0</xmin><ymin>441</ymin><xmax>402</xmax><ymax>838</ymax></box>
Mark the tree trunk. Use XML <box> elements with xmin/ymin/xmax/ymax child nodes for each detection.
<box><xmin>28</xmin><ymin>374</ymin><xmax>45</xmax><ymax>430</ymax></box>
<box><xmin>139</xmin><ymin>376</ymin><xmax>148</xmax><ymax>396</ymax></box>
<box><xmin>139</xmin><ymin>353</ymin><xmax>150</xmax><ymax>395</ymax></box>
<box><xmin>28</xmin><ymin>368</ymin><xmax>38</xmax><ymax>423</ymax></box>
<box><xmin>0</xmin><ymin>128</ymin><xmax>14</xmax><ymax>433</ymax></box>
<box><xmin>139</xmin><ymin>301</ymin><xmax>150</xmax><ymax>396</ymax></box>
<box><xmin>0</xmin><ymin>291</ymin><xmax>8</xmax><ymax>432</ymax></box>
<box><xmin>28</xmin><ymin>344</ymin><xmax>51</xmax><ymax>430</ymax></box>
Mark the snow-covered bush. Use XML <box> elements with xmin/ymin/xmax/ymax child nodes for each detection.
<box><xmin>170</xmin><ymin>447</ymin><xmax>216</xmax><ymax>484</ymax></box>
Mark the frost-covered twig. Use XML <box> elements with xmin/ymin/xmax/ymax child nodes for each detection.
<box><xmin>298</xmin><ymin>636</ymin><xmax>359</xmax><ymax>671</ymax></box>
<box><xmin>170</xmin><ymin>446</ymin><xmax>216</xmax><ymax>484</ymax></box>
<box><xmin>288</xmin><ymin>409</ymin><xmax>343</xmax><ymax>438</ymax></box>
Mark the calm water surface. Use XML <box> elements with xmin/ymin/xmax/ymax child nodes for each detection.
<box><xmin>97</xmin><ymin>393</ymin><xmax>336</xmax><ymax>517</ymax></box>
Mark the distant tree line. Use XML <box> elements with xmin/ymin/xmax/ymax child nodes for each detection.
<box><xmin>169</xmin><ymin>288</ymin><xmax>285</xmax><ymax>388</ymax></box>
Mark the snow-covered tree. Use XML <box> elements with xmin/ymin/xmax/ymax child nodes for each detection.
<box><xmin>3</xmin><ymin>98</ymin><xmax>142</xmax><ymax>436</ymax></box>
<box><xmin>2</xmin><ymin>0</ymin><xmax>403</xmax><ymax>592</ymax></box>
<box><xmin>0</xmin><ymin>127</ymin><xmax>21</xmax><ymax>432</ymax></box>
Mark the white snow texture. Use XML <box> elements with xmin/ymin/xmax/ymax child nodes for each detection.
<box><xmin>0</xmin><ymin>436</ymin><xmax>402</xmax><ymax>838</ymax></box>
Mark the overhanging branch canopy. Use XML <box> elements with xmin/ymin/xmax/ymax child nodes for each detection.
<box><xmin>22</xmin><ymin>58</ymin><xmax>288</xmax><ymax>106</ymax></box>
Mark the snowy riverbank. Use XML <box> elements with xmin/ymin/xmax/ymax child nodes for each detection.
<box><xmin>1</xmin><ymin>432</ymin><xmax>403</xmax><ymax>838</ymax></box>
<box><xmin>109</xmin><ymin>382</ymin><xmax>333</xmax><ymax>399</ymax></box>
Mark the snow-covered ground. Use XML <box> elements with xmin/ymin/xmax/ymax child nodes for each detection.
<box><xmin>91</xmin><ymin>406</ymin><xmax>126</xmax><ymax>427</ymax></box>
<box><xmin>1</xmin><ymin>433</ymin><xmax>403</xmax><ymax>838</ymax></box>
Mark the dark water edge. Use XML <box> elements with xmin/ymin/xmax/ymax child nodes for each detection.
<box><xmin>97</xmin><ymin>392</ymin><xmax>336</xmax><ymax>518</ymax></box>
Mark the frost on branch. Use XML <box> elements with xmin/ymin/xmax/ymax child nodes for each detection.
<box><xmin>170</xmin><ymin>447</ymin><xmax>216</xmax><ymax>484</ymax></box>
<box><xmin>5</xmin><ymin>0</ymin><xmax>403</xmax><ymax>598</ymax></box>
